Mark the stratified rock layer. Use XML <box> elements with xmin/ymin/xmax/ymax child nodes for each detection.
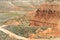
<box><xmin>29</xmin><ymin>4</ymin><xmax>60</xmax><ymax>28</ymax></box>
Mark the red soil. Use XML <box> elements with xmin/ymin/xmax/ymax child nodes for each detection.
<box><xmin>28</xmin><ymin>4</ymin><xmax>60</xmax><ymax>28</ymax></box>
<box><xmin>26</xmin><ymin>4</ymin><xmax>60</xmax><ymax>38</ymax></box>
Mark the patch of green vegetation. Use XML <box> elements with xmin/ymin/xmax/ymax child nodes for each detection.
<box><xmin>0</xmin><ymin>31</ymin><xmax>19</xmax><ymax>40</ymax></box>
<box><xmin>4</xmin><ymin>25</ymin><xmax>57</xmax><ymax>39</ymax></box>
<box><xmin>6</xmin><ymin>13</ymin><xmax>19</xmax><ymax>17</ymax></box>
<box><xmin>4</xmin><ymin>25</ymin><xmax>38</xmax><ymax>38</ymax></box>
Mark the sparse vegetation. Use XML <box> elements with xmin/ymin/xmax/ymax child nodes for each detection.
<box><xmin>4</xmin><ymin>24</ymin><xmax>60</xmax><ymax>39</ymax></box>
<box><xmin>4</xmin><ymin>25</ymin><xmax>38</xmax><ymax>38</ymax></box>
<box><xmin>0</xmin><ymin>0</ymin><xmax>60</xmax><ymax>40</ymax></box>
<box><xmin>0</xmin><ymin>11</ymin><xmax>27</xmax><ymax>25</ymax></box>
<box><xmin>0</xmin><ymin>31</ymin><xmax>19</xmax><ymax>40</ymax></box>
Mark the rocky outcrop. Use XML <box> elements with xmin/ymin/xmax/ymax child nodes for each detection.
<box><xmin>26</xmin><ymin>4</ymin><xmax>60</xmax><ymax>38</ymax></box>
<box><xmin>29</xmin><ymin>4</ymin><xmax>60</xmax><ymax>28</ymax></box>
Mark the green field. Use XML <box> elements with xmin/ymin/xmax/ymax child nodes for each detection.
<box><xmin>4</xmin><ymin>25</ymin><xmax>38</xmax><ymax>38</ymax></box>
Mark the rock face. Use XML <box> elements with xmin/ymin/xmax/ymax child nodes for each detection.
<box><xmin>29</xmin><ymin>4</ymin><xmax>60</xmax><ymax>28</ymax></box>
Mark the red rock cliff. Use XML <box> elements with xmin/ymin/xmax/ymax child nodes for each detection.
<box><xmin>28</xmin><ymin>4</ymin><xmax>60</xmax><ymax>28</ymax></box>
